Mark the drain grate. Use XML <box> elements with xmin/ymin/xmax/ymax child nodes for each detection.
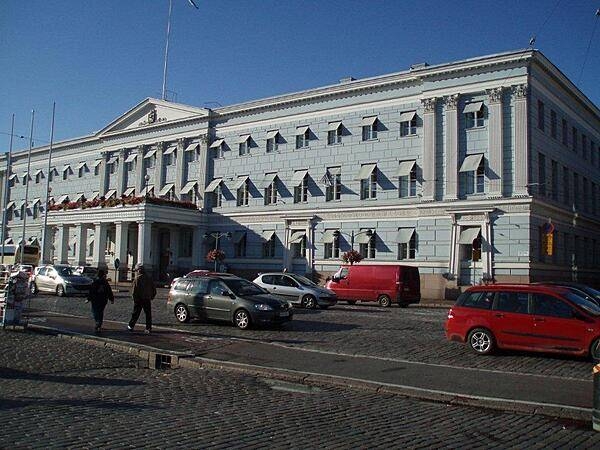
<box><xmin>154</xmin><ymin>354</ymin><xmax>172</xmax><ymax>369</ymax></box>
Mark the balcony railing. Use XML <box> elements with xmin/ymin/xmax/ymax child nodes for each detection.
<box><xmin>48</xmin><ymin>195</ymin><xmax>199</xmax><ymax>212</ymax></box>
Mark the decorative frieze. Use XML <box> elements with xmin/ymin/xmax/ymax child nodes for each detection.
<box><xmin>512</xmin><ymin>84</ymin><xmax>528</xmax><ymax>99</ymax></box>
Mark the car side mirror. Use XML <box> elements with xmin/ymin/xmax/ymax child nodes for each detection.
<box><xmin>331</xmin><ymin>276</ymin><xmax>339</xmax><ymax>282</ymax></box>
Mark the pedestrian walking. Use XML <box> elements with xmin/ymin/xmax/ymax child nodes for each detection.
<box><xmin>87</xmin><ymin>269</ymin><xmax>114</xmax><ymax>333</ymax></box>
<box><xmin>127</xmin><ymin>263</ymin><xmax>157</xmax><ymax>334</ymax></box>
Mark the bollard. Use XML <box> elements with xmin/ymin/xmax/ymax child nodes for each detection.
<box><xmin>594</xmin><ymin>363</ymin><xmax>600</xmax><ymax>431</ymax></box>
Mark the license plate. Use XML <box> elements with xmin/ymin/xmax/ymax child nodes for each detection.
<box><xmin>279</xmin><ymin>311</ymin><xmax>289</xmax><ymax>317</ymax></box>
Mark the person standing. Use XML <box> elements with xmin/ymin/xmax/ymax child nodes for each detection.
<box><xmin>87</xmin><ymin>269</ymin><xmax>114</xmax><ymax>333</ymax></box>
<box><xmin>127</xmin><ymin>264</ymin><xmax>157</xmax><ymax>334</ymax></box>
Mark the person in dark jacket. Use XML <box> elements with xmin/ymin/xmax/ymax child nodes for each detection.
<box><xmin>127</xmin><ymin>263</ymin><xmax>157</xmax><ymax>334</ymax></box>
<box><xmin>87</xmin><ymin>269</ymin><xmax>114</xmax><ymax>333</ymax></box>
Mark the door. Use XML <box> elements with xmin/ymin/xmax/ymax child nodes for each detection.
<box><xmin>273</xmin><ymin>275</ymin><xmax>302</xmax><ymax>303</ymax></box>
<box><xmin>35</xmin><ymin>267</ymin><xmax>48</xmax><ymax>291</ymax></box>
<box><xmin>204</xmin><ymin>280</ymin><xmax>234</xmax><ymax>321</ymax></box>
<box><xmin>490</xmin><ymin>291</ymin><xmax>532</xmax><ymax>348</ymax></box>
<box><xmin>186</xmin><ymin>279</ymin><xmax>208</xmax><ymax>319</ymax></box>
<box><xmin>158</xmin><ymin>230</ymin><xmax>170</xmax><ymax>282</ymax></box>
<box><xmin>259</xmin><ymin>275</ymin><xmax>285</xmax><ymax>301</ymax></box>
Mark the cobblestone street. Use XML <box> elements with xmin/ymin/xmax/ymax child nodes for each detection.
<box><xmin>1</xmin><ymin>329</ymin><xmax>600</xmax><ymax>448</ymax></box>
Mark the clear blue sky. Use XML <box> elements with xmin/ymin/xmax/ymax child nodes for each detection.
<box><xmin>2</xmin><ymin>0</ymin><xmax>599</xmax><ymax>151</ymax></box>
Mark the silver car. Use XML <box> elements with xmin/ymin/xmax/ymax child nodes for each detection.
<box><xmin>253</xmin><ymin>273</ymin><xmax>337</xmax><ymax>309</ymax></box>
<box><xmin>31</xmin><ymin>264</ymin><xmax>93</xmax><ymax>297</ymax></box>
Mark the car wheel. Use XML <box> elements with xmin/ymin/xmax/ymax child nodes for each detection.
<box><xmin>467</xmin><ymin>328</ymin><xmax>495</xmax><ymax>355</ymax></box>
<box><xmin>378</xmin><ymin>294</ymin><xmax>391</xmax><ymax>307</ymax></box>
<box><xmin>234</xmin><ymin>309</ymin><xmax>251</xmax><ymax>330</ymax></box>
<box><xmin>590</xmin><ymin>338</ymin><xmax>600</xmax><ymax>364</ymax></box>
<box><xmin>301</xmin><ymin>295</ymin><xmax>317</xmax><ymax>309</ymax></box>
<box><xmin>56</xmin><ymin>285</ymin><xmax>65</xmax><ymax>297</ymax></box>
<box><xmin>174</xmin><ymin>304</ymin><xmax>190</xmax><ymax>323</ymax></box>
<box><xmin>30</xmin><ymin>282</ymin><xmax>38</xmax><ymax>295</ymax></box>
<box><xmin>347</xmin><ymin>300</ymin><xmax>356</xmax><ymax>305</ymax></box>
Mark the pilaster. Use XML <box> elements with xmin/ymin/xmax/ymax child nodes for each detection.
<box><xmin>114</xmin><ymin>221</ymin><xmax>129</xmax><ymax>280</ymax></box>
<box><xmin>92</xmin><ymin>222</ymin><xmax>108</xmax><ymax>269</ymax></box>
<box><xmin>444</xmin><ymin>94</ymin><xmax>459</xmax><ymax>200</ymax></box>
<box><xmin>137</xmin><ymin>220</ymin><xmax>153</xmax><ymax>271</ymax></box>
<box><xmin>421</xmin><ymin>97</ymin><xmax>437</xmax><ymax>201</ymax></box>
<box><xmin>513</xmin><ymin>84</ymin><xmax>529</xmax><ymax>196</ymax></box>
<box><xmin>487</xmin><ymin>87</ymin><xmax>504</xmax><ymax>197</ymax></box>
<box><xmin>74</xmin><ymin>223</ymin><xmax>88</xmax><ymax>266</ymax></box>
<box><xmin>155</xmin><ymin>142</ymin><xmax>165</xmax><ymax>194</ymax></box>
<box><xmin>175</xmin><ymin>138</ymin><xmax>186</xmax><ymax>199</ymax></box>
<box><xmin>135</xmin><ymin>145</ymin><xmax>145</xmax><ymax>195</ymax></box>
<box><xmin>98</xmin><ymin>152</ymin><xmax>109</xmax><ymax>196</ymax></box>
<box><xmin>56</xmin><ymin>224</ymin><xmax>70</xmax><ymax>265</ymax></box>
<box><xmin>116</xmin><ymin>148</ymin><xmax>127</xmax><ymax>197</ymax></box>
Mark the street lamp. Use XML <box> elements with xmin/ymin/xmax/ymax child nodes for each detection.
<box><xmin>333</xmin><ymin>229</ymin><xmax>372</xmax><ymax>251</ymax></box>
<box><xmin>203</xmin><ymin>231</ymin><xmax>231</xmax><ymax>271</ymax></box>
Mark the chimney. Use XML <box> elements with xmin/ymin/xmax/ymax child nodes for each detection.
<box><xmin>339</xmin><ymin>76</ymin><xmax>356</xmax><ymax>84</ymax></box>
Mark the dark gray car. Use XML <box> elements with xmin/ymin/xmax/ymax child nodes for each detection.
<box><xmin>167</xmin><ymin>275</ymin><xmax>293</xmax><ymax>329</ymax></box>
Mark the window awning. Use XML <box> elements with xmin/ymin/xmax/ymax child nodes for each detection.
<box><xmin>328</xmin><ymin>121</ymin><xmax>342</xmax><ymax>131</ymax></box>
<box><xmin>8</xmin><ymin>174</ymin><xmax>17</xmax><ymax>181</ymax></box>
<box><xmin>50</xmin><ymin>167</ymin><xmax>59</xmax><ymax>175</ymax></box>
<box><xmin>355</xmin><ymin>231</ymin><xmax>373</xmax><ymax>244</ymax></box>
<box><xmin>355</xmin><ymin>163</ymin><xmax>377</xmax><ymax>180</ymax></box>
<box><xmin>124</xmin><ymin>154</ymin><xmax>137</xmax><ymax>163</ymax></box>
<box><xmin>185</xmin><ymin>143</ymin><xmax>199</xmax><ymax>152</ymax></box>
<box><xmin>463</xmin><ymin>101</ymin><xmax>484</xmax><ymax>114</ymax></box>
<box><xmin>75</xmin><ymin>162</ymin><xmax>87</xmax><ymax>170</ymax></box>
<box><xmin>139</xmin><ymin>185</ymin><xmax>154</xmax><ymax>196</ymax></box>
<box><xmin>295</xmin><ymin>126</ymin><xmax>310</xmax><ymax>135</ymax></box>
<box><xmin>5</xmin><ymin>201</ymin><xmax>15</xmax><ymax>210</ymax></box>
<box><xmin>204</xmin><ymin>178</ymin><xmax>223</xmax><ymax>193</ymax></box>
<box><xmin>144</xmin><ymin>149</ymin><xmax>157</xmax><ymax>159</ymax></box>
<box><xmin>361</xmin><ymin>116</ymin><xmax>378</xmax><ymax>126</ymax></box>
<box><xmin>396</xmin><ymin>228</ymin><xmax>415</xmax><ymax>243</ymax></box>
<box><xmin>28</xmin><ymin>237</ymin><xmax>39</xmax><ymax>246</ymax></box>
<box><xmin>56</xmin><ymin>194</ymin><xmax>70</xmax><ymax>203</ymax></box>
<box><xmin>261</xmin><ymin>230</ymin><xmax>275</xmax><ymax>241</ymax></box>
<box><xmin>209</xmin><ymin>139</ymin><xmax>224</xmax><ymax>149</ymax></box>
<box><xmin>34</xmin><ymin>169</ymin><xmax>43</xmax><ymax>176</ymax></box>
<box><xmin>4</xmin><ymin>238</ymin><xmax>13</xmax><ymax>244</ymax></box>
<box><xmin>163</xmin><ymin>145</ymin><xmax>177</xmax><ymax>155</ymax></box>
<box><xmin>29</xmin><ymin>198</ymin><xmax>41</xmax><ymax>207</ymax></box>
<box><xmin>17</xmin><ymin>200</ymin><xmax>26</xmax><ymax>209</ymax></box>
<box><xmin>238</xmin><ymin>134</ymin><xmax>251</xmax><ymax>144</ymax></box>
<box><xmin>289</xmin><ymin>231</ymin><xmax>306</xmax><ymax>244</ymax></box>
<box><xmin>89</xmin><ymin>191</ymin><xmax>100</xmax><ymax>200</ymax></box>
<box><xmin>291</xmin><ymin>170</ymin><xmax>308</xmax><ymax>186</ymax></box>
<box><xmin>327</xmin><ymin>166</ymin><xmax>341</xmax><ymax>176</ymax></box>
<box><xmin>104</xmin><ymin>189</ymin><xmax>117</xmax><ymax>199</ymax></box>
<box><xmin>107</xmin><ymin>157</ymin><xmax>118</xmax><ymax>165</ymax></box>
<box><xmin>158</xmin><ymin>183</ymin><xmax>175</xmax><ymax>196</ymax></box>
<box><xmin>459</xmin><ymin>154</ymin><xmax>484</xmax><ymax>172</ymax></box>
<box><xmin>266</xmin><ymin>130</ymin><xmax>280</xmax><ymax>139</ymax></box>
<box><xmin>233</xmin><ymin>232</ymin><xmax>246</xmax><ymax>244</ymax></box>
<box><xmin>180</xmin><ymin>181</ymin><xmax>197</xmax><ymax>195</ymax></box>
<box><xmin>321</xmin><ymin>229</ymin><xmax>337</xmax><ymax>243</ymax></box>
<box><xmin>397</xmin><ymin>160</ymin><xmax>416</xmax><ymax>177</ymax></box>
<box><xmin>260</xmin><ymin>173</ymin><xmax>278</xmax><ymax>189</ymax></box>
<box><xmin>72</xmin><ymin>193</ymin><xmax>85</xmax><ymax>202</ymax></box>
<box><xmin>93</xmin><ymin>159</ymin><xmax>103</xmax><ymax>167</ymax></box>
<box><xmin>399</xmin><ymin>111</ymin><xmax>417</xmax><ymax>122</ymax></box>
<box><xmin>232</xmin><ymin>175</ymin><xmax>249</xmax><ymax>190</ymax></box>
<box><xmin>458</xmin><ymin>227</ymin><xmax>481</xmax><ymax>244</ymax></box>
<box><xmin>123</xmin><ymin>187</ymin><xmax>135</xmax><ymax>196</ymax></box>
<box><xmin>62</xmin><ymin>164</ymin><xmax>71</xmax><ymax>173</ymax></box>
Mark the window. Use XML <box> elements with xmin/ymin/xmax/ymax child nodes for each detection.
<box><xmin>32</xmin><ymin>203</ymin><xmax>39</xmax><ymax>220</ymax></box>
<box><xmin>572</xmin><ymin>126</ymin><xmax>578</xmax><ymax>152</ymax></box>
<box><xmin>362</xmin><ymin>117</ymin><xmax>378</xmax><ymax>140</ymax></box>
<box><xmin>236</xmin><ymin>180</ymin><xmax>249</xmax><ymax>207</ymax></box>
<box><xmin>583</xmin><ymin>178</ymin><xmax>589</xmax><ymax>212</ymax></box>
<box><xmin>551</xmin><ymin>160</ymin><xmax>558</xmax><ymax>201</ymax></box>
<box><xmin>494</xmin><ymin>292</ymin><xmax>529</xmax><ymax>314</ymax></box>
<box><xmin>359</xmin><ymin>165</ymin><xmax>377</xmax><ymax>200</ymax></box>
<box><xmin>178</xmin><ymin>228</ymin><xmax>193</xmax><ymax>258</ymax></box>
<box><xmin>397</xmin><ymin>228</ymin><xmax>416</xmax><ymax>260</ymax></box>
<box><xmin>400</xmin><ymin>111</ymin><xmax>417</xmax><ymax>137</ymax></box>
<box><xmin>210</xmin><ymin>139</ymin><xmax>225</xmax><ymax>158</ymax></box>
<box><xmin>532</xmin><ymin>294</ymin><xmax>574</xmax><ymax>319</ymax></box>
<box><xmin>234</xmin><ymin>233</ymin><xmax>247</xmax><ymax>258</ymax></box>
<box><xmin>550</xmin><ymin>110</ymin><xmax>557</xmax><ymax>138</ymax></box>
<box><xmin>262</xmin><ymin>231</ymin><xmax>276</xmax><ymax>258</ymax></box>
<box><xmin>464</xmin><ymin>102</ymin><xmax>485</xmax><ymax>129</ymax></box>
<box><xmin>239</xmin><ymin>135</ymin><xmax>251</xmax><ymax>156</ymax></box>
<box><xmin>214</xmin><ymin>184</ymin><xmax>223</xmax><ymax>207</ymax></box>
<box><xmin>291</xmin><ymin>235</ymin><xmax>307</xmax><ymax>258</ymax></box>
<box><xmin>327</xmin><ymin>122</ymin><xmax>342</xmax><ymax>145</ymax></box>
<box><xmin>264</xmin><ymin>178</ymin><xmax>278</xmax><ymax>206</ymax></box>
<box><xmin>582</xmin><ymin>135</ymin><xmax>588</xmax><ymax>160</ymax></box>
<box><xmin>563</xmin><ymin>167</ymin><xmax>570</xmax><ymax>205</ymax></box>
<box><xmin>323</xmin><ymin>229</ymin><xmax>339</xmax><ymax>259</ymax></box>
<box><xmin>266</xmin><ymin>131</ymin><xmax>279</xmax><ymax>153</ymax></box>
<box><xmin>164</xmin><ymin>153</ymin><xmax>173</xmax><ymax>166</ymax></box>
<box><xmin>325</xmin><ymin>167</ymin><xmax>341</xmax><ymax>201</ymax></box>
<box><xmin>458</xmin><ymin>291</ymin><xmax>494</xmax><ymax>310</ymax></box>
<box><xmin>398</xmin><ymin>161</ymin><xmax>417</xmax><ymax>198</ymax></box>
<box><xmin>293</xmin><ymin>174</ymin><xmax>308</xmax><ymax>204</ymax></box>
<box><xmin>460</xmin><ymin>154</ymin><xmax>485</xmax><ymax>195</ymax></box>
<box><xmin>6</xmin><ymin>206</ymin><xmax>13</xmax><ymax>221</ymax></box>
<box><xmin>573</xmin><ymin>173</ymin><xmax>579</xmax><ymax>208</ymax></box>
<box><xmin>538</xmin><ymin>153</ymin><xmax>546</xmax><ymax>196</ymax></box>
<box><xmin>62</xmin><ymin>167</ymin><xmax>71</xmax><ymax>180</ymax></box>
<box><xmin>562</xmin><ymin>118</ymin><xmax>568</xmax><ymax>145</ymax></box>
<box><xmin>359</xmin><ymin>230</ymin><xmax>376</xmax><ymax>259</ymax></box>
<box><xmin>35</xmin><ymin>172</ymin><xmax>42</xmax><ymax>184</ymax></box>
<box><xmin>296</xmin><ymin>126</ymin><xmax>310</xmax><ymax>149</ymax></box>
<box><xmin>537</xmin><ymin>100</ymin><xmax>545</xmax><ymax>130</ymax></box>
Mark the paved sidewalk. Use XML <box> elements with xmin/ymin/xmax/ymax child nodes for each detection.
<box><xmin>2</xmin><ymin>329</ymin><xmax>600</xmax><ymax>449</ymax></box>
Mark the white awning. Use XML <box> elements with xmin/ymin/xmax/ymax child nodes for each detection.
<box><xmin>204</xmin><ymin>178</ymin><xmax>223</xmax><ymax>193</ymax></box>
<box><xmin>291</xmin><ymin>170</ymin><xmax>308</xmax><ymax>186</ymax></box>
<box><xmin>289</xmin><ymin>231</ymin><xmax>306</xmax><ymax>244</ymax></box>
<box><xmin>180</xmin><ymin>181</ymin><xmax>197</xmax><ymax>195</ymax></box>
<box><xmin>158</xmin><ymin>183</ymin><xmax>175</xmax><ymax>196</ymax></box>
<box><xmin>144</xmin><ymin>149</ymin><xmax>157</xmax><ymax>159</ymax></box>
<box><xmin>123</xmin><ymin>187</ymin><xmax>135</xmax><ymax>196</ymax></box>
<box><xmin>238</xmin><ymin>134</ymin><xmax>251</xmax><ymax>144</ymax></box>
<box><xmin>397</xmin><ymin>160</ymin><xmax>416</xmax><ymax>177</ymax></box>
<box><xmin>62</xmin><ymin>164</ymin><xmax>71</xmax><ymax>173</ymax></box>
<box><xmin>104</xmin><ymin>189</ymin><xmax>117</xmax><ymax>199</ymax></box>
<box><xmin>355</xmin><ymin>163</ymin><xmax>377</xmax><ymax>180</ymax></box>
<box><xmin>107</xmin><ymin>157</ymin><xmax>118</xmax><ymax>165</ymax></box>
<box><xmin>327</xmin><ymin>166</ymin><xmax>341</xmax><ymax>175</ymax></box>
<box><xmin>93</xmin><ymin>159</ymin><xmax>103</xmax><ymax>167</ymax></box>
<box><xmin>361</xmin><ymin>116</ymin><xmax>378</xmax><ymax>126</ymax></box>
<box><xmin>29</xmin><ymin>198</ymin><xmax>41</xmax><ymax>207</ymax></box>
<box><xmin>232</xmin><ymin>232</ymin><xmax>246</xmax><ymax>244</ymax></box>
<box><xmin>459</xmin><ymin>154</ymin><xmax>484</xmax><ymax>172</ymax></box>
<box><xmin>73</xmin><ymin>193</ymin><xmax>85</xmax><ymax>202</ymax></box>
<box><xmin>260</xmin><ymin>173</ymin><xmax>278</xmax><ymax>189</ymax></box>
<box><xmin>28</xmin><ymin>237</ymin><xmax>39</xmax><ymax>246</ymax></box>
<box><xmin>56</xmin><ymin>194</ymin><xmax>70</xmax><ymax>203</ymax></box>
<box><xmin>458</xmin><ymin>227</ymin><xmax>481</xmax><ymax>244</ymax></box>
<box><xmin>295</xmin><ymin>126</ymin><xmax>310</xmax><ymax>135</ymax></box>
<box><xmin>139</xmin><ymin>185</ymin><xmax>154</xmax><ymax>196</ymax></box>
<box><xmin>4</xmin><ymin>238</ymin><xmax>13</xmax><ymax>245</ymax></box>
<box><xmin>210</xmin><ymin>139</ymin><xmax>225</xmax><ymax>149</ymax></box>
<box><xmin>463</xmin><ymin>101</ymin><xmax>484</xmax><ymax>114</ymax></box>
<box><xmin>321</xmin><ymin>229</ymin><xmax>337</xmax><ymax>243</ymax></box>
<box><xmin>17</xmin><ymin>200</ymin><xmax>26</xmax><ymax>209</ymax></box>
<box><xmin>5</xmin><ymin>201</ymin><xmax>15</xmax><ymax>210</ymax></box>
<box><xmin>75</xmin><ymin>162</ymin><xmax>87</xmax><ymax>170</ymax></box>
<box><xmin>232</xmin><ymin>176</ymin><xmax>249</xmax><ymax>190</ymax></box>
<box><xmin>8</xmin><ymin>174</ymin><xmax>17</xmax><ymax>181</ymax></box>
<box><xmin>34</xmin><ymin>169</ymin><xmax>43</xmax><ymax>176</ymax></box>
<box><xmin>22</xmin><ymin>172</ymin><xmax>30</xmax><ymax>180</ymax></box>
<box><xmin>124</xmin><ymin>154</ymin><xmax>137</xmax><ymax>163</ymax></box>
<box><xmin>261</xmin><ymin>230</ymin><xmax>276</xmax><ymax>241</ymax></box>
<box><xmin>89</xmin><ymin>192</ymin><xmax>100</xmax><ymax>200</ymax></box>
<box><xmin>396</xmin><ymin>228</ymin><xmax>415</xmax><ymax>243</ymax></box>
<box><xmin>163</xmin><ymin>145</ymin><xmax>177</xmax><ymax>155</ymax></box>
<box><xmin>355</xmin><ymin>231</ymin><xmax>373</xmax><ymax>244</ymax></box>
<box><xmin>399</xmin><ymin>111</ymin><xmax>417</xmax><ymax>122</ymax></box>
<box><xmin>185</xmin><ymin>143</ymin><xmax>199</xmax><ymax>152</ymax></box>
<box><xmin>266</xmin><ymin>130</ymin><xmax>280</xmax><ymax>139</ymax></box>
<box><xmin>328</xmin><ymin>121</ymin><xmax>342</xmax><ymax>131</ymax></box>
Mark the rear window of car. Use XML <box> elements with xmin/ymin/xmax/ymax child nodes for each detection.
<box><xmin>457</xmin><ymin>291</ymin><xmax>494</xmax><ymax>310</ymax></box>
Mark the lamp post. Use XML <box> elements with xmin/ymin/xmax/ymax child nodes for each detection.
<box><xmin>203</xmin><ymin>231</ymin><xmax>231</xmax><ymax>271</ymax></box>
<box><xmin>333</xmin><ymin>229</ymin><xmax>372</xmax><ymax>251</ymax></box>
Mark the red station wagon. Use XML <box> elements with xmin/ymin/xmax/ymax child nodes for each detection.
<box><xmin>445</xmin><ymin>284</ymin><xmax>600</xmax><ymax>362</ymax></box>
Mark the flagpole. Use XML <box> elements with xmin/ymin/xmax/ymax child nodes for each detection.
<box><xmin>41</xmin><ymin>103</ymin><xmax>55</xmax><ymax>264</ymax></box>
<box><xmin>20</xmin><ymin>110</ymin><xmax>34</xmax><ymax>265</ymax></box>
<box><xmin>0</xmin><ymin>114</ymin><xmax>15</xmax><ymax>265</ymax></box>
<box><xmin>161</xmin><ymin>0</ymin><xmax>173</xmax><ymax>100</ymax></box>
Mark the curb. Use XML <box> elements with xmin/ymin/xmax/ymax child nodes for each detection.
<box><xmin>23</xmin><ymin>324</ymin><xmax>592</xmax><ymax>423</ymax></box>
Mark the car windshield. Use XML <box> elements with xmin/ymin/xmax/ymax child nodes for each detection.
<box><xmin>56</xmin><ymin>266</ymin><xmax>74</xmax><ymax>277</ymax></box>
<box><xmin>223</xmin><ymin>279</ymin><xmax>265</xmax><ymax>296</ymax></box>
<box><xmin>289</xmin><ymin>274</ymin><xmax>317</xmax><ymax>287</ymax></box>
<box><xmin>583</xmin><ymin>286</ymin><xmax>600</xmax><ymax>300</ymax></box>
<box><xmin>565</xmin><ymin>292</ymin><xmax>600</xmax><ymax>316</ymax></box>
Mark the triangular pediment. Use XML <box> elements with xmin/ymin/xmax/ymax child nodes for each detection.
<box><xmin>97</xmin><ymin>98</ymin><xmax>210</xmax><ymax>136</ymax></box>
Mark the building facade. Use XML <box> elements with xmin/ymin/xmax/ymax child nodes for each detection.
<box><xmin>1</xmin><ymin>49</ymin><xmax>599</xmax><ymax>299</ymax></box>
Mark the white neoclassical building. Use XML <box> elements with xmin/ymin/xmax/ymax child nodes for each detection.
<box><xmin>1</xmin><ymin>49</ymin><xmax>599</xmax><ymax>299</ymax></box>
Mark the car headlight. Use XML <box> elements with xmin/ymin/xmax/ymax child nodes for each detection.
<box><xmin>287</xmin><ymin>302</ymin><xmax>293</xmax><ymax>308</ymax></box>
<box><xmin>64</xmin><ymin>280</ymin><xmax>72</xmax><ymax>284</ymax></box>
<box><xmin>254</xmin><ymin>303</ymin><xmax>273</xmax><ymax>311</ymax></box>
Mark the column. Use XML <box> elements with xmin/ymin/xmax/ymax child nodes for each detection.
<box><xmin>305</xmin><ymin>219</ymin><xmax>315</xmax><ymax>277</ymax></box>
<box><xmin>74</xmin><ymin>223</ymin><xmax>88</xmax><ymax>266</ymax></box>
<box><xmin>135</xmin><ymin>145</ymin><xmax>145</xmax><ymax>195</ymax></box>
<box><xmin>487</xmin><ymin>87</ymin><xmax>504</xmax><ymax>197</ymax></box>
<box><xmin>482</xmin><ymin>212</ymin><xmax>493</xmax><ymax>281</ymax></box>
<box><xmin>282</xmin><ymin>221</ymin><xmax>291</xmax><ymax>272</ymax></box>
<box><xmin>98</xmin><ymin>151</ymin><xmax>109</xmax><ymax>196</ymax></box>
<box><xmin>175</xmin><ymin>138</ymin><xmax>186</xmax><ymax>199</ymax></box>
<box><xmin>56</xmin><ymin>224</ymin><xmax>70</xmax><ymax>264</ymax></box>
<box><xmin>197</xmin><ymin>135</ymin><xmax>210</xmax><ymax>210</ymax></box>
<box><xmin>421</xmin><ymin>97</ymin><xmax>437</xmax><ymax>201</ymax></box>
<box><xmin>513</xmin><ymin>84</ymin><xmax>529</xmax><ymax>196</ymax></box>
<box><xmin>40</xmin><ymin>225</ymin><xmax>53</xmax><ymax>264</ymax></box>
<box><xmin>444</xmin><ymin>94</ymin><xmax>459</xmax><ymax>200</ymax></box>
<box><xmin>137</xmin><ymin>220</ymin><xmax>153</xmax><ymax>270</ymax></box>
<box><xmin>169</xmin><ymin>227</ymin><xmax>179</xmax><ymax>272</ymax></box>
<box><xmin>155</xmin><ymin>142</ymin><xmax>165</xmax><ymax>194</ymax></box>
<box><xmin>191</xmin><ymin>225</ymin><xmax>204</xmax><ymax>268</ymax></box>
<box><xmin>92</xmin><ymin>222</ymin><xmax>108</xmax><ymax>269</ymax></box>
<box><xmin>114</xmin><ymin>221</ymin><xmax>129</xmax><ymax>280</ymax></box>
<box><xmin>116</xmin><ymin>148</ymin><xmax>127</xmax><ymax>197</ymax></box>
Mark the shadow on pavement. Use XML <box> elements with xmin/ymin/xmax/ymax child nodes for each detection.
<box><xmin>0</xmin><ymin>396</ymin><xmax>159</xmax><ymax>411</ymax></box>
<box><xmin>0</xmin><ymin>367</ymin><xmax>144</xmax><ymax>387</ymax></box>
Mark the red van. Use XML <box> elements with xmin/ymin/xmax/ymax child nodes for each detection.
<box><xmin>325</xmin><ymin>264</ymin><xmax>420</xmax><ymax>307</ymax></box>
